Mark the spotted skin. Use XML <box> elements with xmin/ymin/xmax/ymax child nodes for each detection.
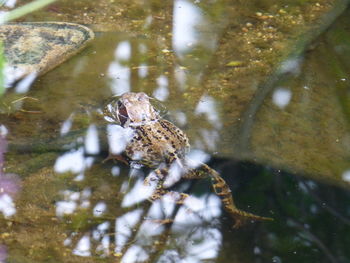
<box><xmin>105</xmin><ymin>92</ymin><xmax>272</xmax><ymax>227</ymax></box>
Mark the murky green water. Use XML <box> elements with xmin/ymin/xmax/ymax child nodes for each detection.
<box><xmin>1</xmin><ymin>0</ymin><xmax>350</xmax><ymax>262</ymax></box>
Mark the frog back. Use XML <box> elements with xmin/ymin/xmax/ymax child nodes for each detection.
<box><xmin>125</xmin><ymin>119</ymin><xmax>189</xmax><ymax>167</ymax></box>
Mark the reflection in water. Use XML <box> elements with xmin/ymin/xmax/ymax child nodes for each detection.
<box><xmin>108</xmin><ymin>61</ymin><xmax>131</xmax><ymax>95</ymax></box>
<box><xmin>0</xmin><ymin>126</ymin><xmax>20</xmax><ymax>218</ymax></box>
<box><xmin>93</xmin><ymin>201</ymin><xmax>107</xmax><ymax>216</ymax></box>
<box><xmin>174</xmin><ymin>66</ymin><xmax>187</xmax><ymax>90</ymax></box>
<box><xmin>115</xmin><ymin>41</ymin><xmax>131</xmax><ymax>61</ymax></box>
<box><xmin>195</xmin><ymin>94</ymin><xmax>222</xmax><ymax>130</ymax></box>
<box><xmin>1</xmin><ymin>0</ymin><xmax>350</xmax><ymax>262</ymax></box>
<box><xmin>138</xmin><ymin>63</ymin><xmax>148</xmax><ymax>78</ymax></box>
<box><xmin>60</xmin><ymin>113</ymin><xmax>74</xmax><ymax>135</ymax></box>
<box><xmin>342</xmin><ymin>170</ymin><xmax>350</xmax><ymax>183</ymax></box>
<box><xmin>108</xmin><ymin>41</ymin><xmax>132</xmax><ymax>95</ymax></box>
<box><xmin>14</xmin><ymin>72</ymin><xmax>37</xmax><ymax>94</ymax></box>
<box><xmin>121</xmin><ymin>177</ymin><xmax>154</xmax><ymax>207</ymax></box>
<box><xmin>278</xmin><ymin>57</ymin><xmax>303</xmax><ymax>76</ymax></box>
<box><xmin>173</xmin><ymin>0</ymin><xmax>200</xmax><ymax>53</ymax></box>
<box><xmin>0</xmin><ymin>244</ymin><xmax>7</xmax><ymax>263</ymax></box>
<box><xmin>2</xmin><ymin>0</ymin><xmax>16</xmax><ymax>8</ymax></box>
<box><xmin>48</xmin><ymin>89</ymin><xmax>227</xmax><ymax>261</ymax></box>
<box><xmin>85</xmin><ymin>124</ymin><xmax>100</xmax><ymax>155</ymax></box>
<box><xmin>173</xmin><ymin>0</ymin><xmax>216</xmax><ymax>56</ymax></box>
<box><xmin>194</xmin><ymin>95</ymin><xmax>222</xmax><ymax>151</ymax></box>
<box><xmin>0</xmin><ymin>193</ymin><xmax>15</xmax><ymax>217</ymax></box>
<box><xmin>115</xmin><ymin>209</ymin><xmax>143</xmax><ymax>254</ymax></box>
<box><xmin>106</xmin><ymin>124</ymin><xmax>134</xmax><ymax>155</ymax></box>
<box><xmin>73</xmin><ymin>234</ymin><xmax>91</xmax><ymax>257</ymax></box>
<box><xmin>272</xmin><ymin>88</ymin><xmax>292</xmax><ymax>109</ymax></box>
<box><xmin>152</xmin><ymin>75</ymin><xmax>169</xmax><ymax>101</ymax></box>
<box><xmin>54</xmin><ymin>147</ymin><xmax>94</xmax><ymax>174</ymax></box>
<box><xmin>52</xmin><ymin>146</ymin><xmax>223</xmax><ymax>261</ymax></box>
<box><xmin>47</xmin><ymin>90</ymin><xmax>270</xmax><ymax>261</ymax></box>
<box><xmin>56</xmin><ymin>188</ymin><xmax>92</xmax><ymax>217</ymax></box>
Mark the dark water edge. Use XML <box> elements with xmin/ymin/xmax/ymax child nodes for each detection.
<box><xmin>214</xmin><ymin>159</ymin><xmax>350</xmax><ymax>263</ymax></box>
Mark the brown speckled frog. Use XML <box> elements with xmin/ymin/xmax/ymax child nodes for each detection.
<box><xmin>104</xmin><ymin>92</ymin><xmax>272</xmax><ymax>228</ymax></box>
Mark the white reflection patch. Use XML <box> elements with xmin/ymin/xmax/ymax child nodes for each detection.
<box><xmin>85</xmin><ymin>124</ymin><xmax>100</xmax><ymax>154</ymax></box>
<box><xmin>93</xmin><ymin>202</ymin><xmax>107</xmax><ymax>217</ymax></box>
<box><xmin>173</xmin><ymin>0</ymin><xmax>202</xmax><ymax>53</ymax></box>
<box><xmin>55</xmin><ymin>201</ymin><xmax>77</xmax><ymax>216</ymax></box>
<box><xmin>163</xmin><ymin>161</ymin><xmax>182</xmax><ymax>188</ymax></box>
<box><xmin>173</xmin><ymin>111</ymin><xmax>187</xmax><ymax>126</ymax></box>
<box><xmin>74</xmin><ymin>173</ymin><xmax>84</xmax><ymax>182</ymax></box>
<box><xmin>60</xmin><ymin>113</ymin><xmax>74</xmax><ymax>136</ymax></box>
<box><xmin>73</xmin><ymin>235</ymin><xmax>91</xmax><ymax>257</ymax></box>
<box><xmin>0</xmin><ymin>194</ymin><xmax>16</xmax><ymax>217</ymax></box>
<box><xmin>138</xmin><ymin>63</ymin><xmax>148</xmax><ymax>78</ymax></box>
<box><xmin>4</xmin><ymin>0</ymin><xmax>17</xmax><ymax>8</ymax></box>
<box><xmin>195</xmin><ymin>94</ymin><xmax>222</xmax><ymax>129</ymax></box>
<box><xmin>14</xmin><ymin>72</ymin><xmax>37</xmax><ymax>94</ymax></box>
<box><xmin>153</xmin><ymin>75</ymin><xmax>169</xmax><ymax>101</ymax></box>
<box><xmin>342</xmin><ymin>170</ymin><xmax>350</xmax><ymax>183</ymax></box>
<box><xmin>115</xmin><ymin>209</ymin><xmax>143</xmax><ymax>253</ymax></box>
<box><xmin>111</xmin><ymin>166</ymin><xmax>121</xmax><ymax>176</ymax></box>
<box><xmin>97</xmin><ymin>235</ymin><xmax>110</xmax><ymax>256</ymax></box>
<box><xmin>197</xmin><ymin>128</ymin><xmax>219</xmax><ymax>151</ymax></box>
<box><xmin>279</xmin><ymin>57</ymin><xmax>302</xmax><ymax>75</ymax></box>
<box><xmin>139</xmin><ymin>219</ymin><xmax>164</xmax><ymax>237</ymax></box>
<box><xmin>157</xmin><ymin>225</ymin><xmax>221</xmax><ymax>262</ymax></box>
<box><xmin>186</xmin><ymin>149</ymin><xmax>210</xmax><ymax>168</ymax></box>
<box><xmin>121</xmin><ymin>178</ymin><xmax>154</xmax><ymax>207</ymax></box>
<box><xmin>0</xmin><ymin>125</ymin><xmax>8</xmax><ymax>136</ymax></box>
<box><xmin>147</xmin><ymin>198</ymin><xmax>176</xmax><ymax>219</ymax></box>
<box><xmin>115</xmin><ymin>41</ymin><xmax>131</xmax><ymax>61</ymax></box>
<box><xmin>108</xmin><ymin>61</ymin><xmax>130</xmax><ymax>95</ymax></box>
<box><xmin>3</xmin><ymin>66</ymin><xmax>25</xmax><ymax>88</ymax></box>
<box><xmin>186</xmin><ymin>228</ymin><xmax>221</xmax><ymax>260</ymax></box>
<box><xmin>54</xmin><ymin>148</ymin><xmax>84</xmax><ymax>173</ymax></box>
<box><xmin>175</xmin><ymin>66</ymin><xmax>187</xmax><ymax>90</ymax></box>
<box><xmin>272</xmin><ymin>88</ymin><xmax>292</xmax><ymax>109</ymax></box>
<box><xmin>179</xmin><ymin>194</ymin><xmax>221</xmax><ymax>223</ymax></box>
<box><xmin>107</xmin><ymin>125</ymin><xmax>134</xmax><ymax>154</ymax></box>
<box><xmin>122</xmin><ymin>245</ymin><xmax>148</xmax><ymax>263</ymax></box>
<box><xmin>82</xmin><ymin>187</ymin><xmax>92</xmax><ymax>199</ymax></box>
<box><xmin>54</xmin><ymin>148</ymin><xmax>93</xmax><ymax>174</ymax></box>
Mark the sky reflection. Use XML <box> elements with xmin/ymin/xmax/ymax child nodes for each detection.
<box><xmin>0</xmin><ymin>244</ymin><xmax>7</xmax><ymax>263</ymax></box>
<box><xmin>173</xmin><ymin>0</ymin><xmax>203</xmax><ymax>54</ymax></box>
<box><xmin>0</xmin><ymin>126</ymin><xmax>20</xmax><ymax>218</ymax></box>
<box><xmin>108</xmin><ymin>61</ymin><xmax>131</xmax><ymax>95</ymax></box>
<box><xmin>272</xmin><ymin>88</ymin><xmax>292</xmax><ymax>109</ymax></box>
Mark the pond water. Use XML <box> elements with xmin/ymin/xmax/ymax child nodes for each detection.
<box><xmin>1</xmin><ymin>0</ymin><xmax>350</xmax><ymax>262</ymax></box>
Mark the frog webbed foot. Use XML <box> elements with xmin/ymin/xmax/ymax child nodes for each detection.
<box><xmin>144</xmin><ymin>168</ymin><xmax>189</xmax><ymax>205</ymax></box>
<box><xmin>230</xmin><ymin>210</ymin><xmax>273</xmax><ymax>228</ymax></box>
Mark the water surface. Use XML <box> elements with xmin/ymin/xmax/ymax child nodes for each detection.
<box><xmin>1</xmin><ymin>0</ymin><xmax>350</xmax><ymax>262</ymax></box>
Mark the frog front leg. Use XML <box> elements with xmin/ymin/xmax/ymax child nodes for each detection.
<box><xmin>103</xmin><ymin>153</ymin><xmax>129</xmax><ymax>165</ymax></box>
<box><xmin>183</xmin><ymin>163</ymin><xmax>272</xmax><ymax>228</ymax></box>
<box><xmin>144</xmin><ymin>168</ymin><xmax>189</xmax><ymax>205</ymax></box>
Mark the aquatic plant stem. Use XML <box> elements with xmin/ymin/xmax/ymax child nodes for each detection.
<box><xmin>0</xmin><ymin>0</ymin><xmax>56</xmax><ymax>23</ymax></box>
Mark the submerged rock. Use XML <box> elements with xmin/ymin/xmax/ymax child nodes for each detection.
<box><xmin>0</xmin><ymin>22</ymin><xmax>94</xmax><ymax>84</ymax></box>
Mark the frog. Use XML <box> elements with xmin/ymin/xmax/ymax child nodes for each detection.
<box><xmin>104</xmin><ymin>92</ymin><xmax>272</xmax><ymax>228</ymax></box>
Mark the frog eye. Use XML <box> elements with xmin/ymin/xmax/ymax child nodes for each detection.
<box><xmin>117</xmin><ymin>100</ymin><xmax>123</xmax><ymax>108</ymax></box>
<box><xmin>117</xmin><ymin>101</ymin><xmax>129</xmax><ymax>127</ymax></box>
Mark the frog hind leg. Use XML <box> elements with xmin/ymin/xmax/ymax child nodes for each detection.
<box><xmin>144</xmin><ymin>168</ymin><xmax>189</xmax><ymax>205</ymax></box>
<box><xmin>183</xmin><ymin>163</ymin><xmax>273</xmax><ymax>228</ymax></box>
